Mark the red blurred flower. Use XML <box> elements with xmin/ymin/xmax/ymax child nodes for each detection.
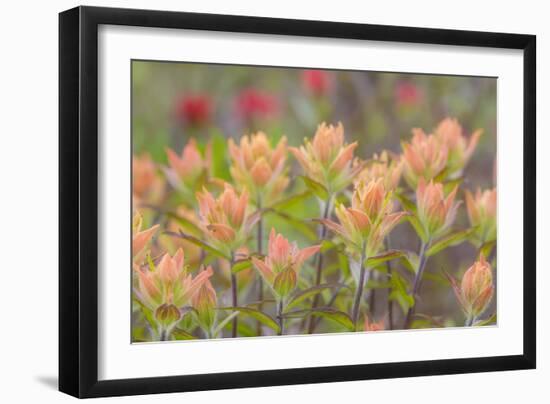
<box><xmin>302</xmin><ymin>69</ymin><xmax>331</xmax><ymax>96</ymax></box>
<box><xmin>395</xmin><ymin>81</ymin><xmax>422</xmax><ymax>106</ymax></box>
<box><xmin>175</xmin><ymin>94</ymin><xmax>212</xmax><ymax>126</ymax></box>
<box><xmin>235</xmin><ymin>88</ymin><xmax>278</xmax><ymax>122</ymax></box>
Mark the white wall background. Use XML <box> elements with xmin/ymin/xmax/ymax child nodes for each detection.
<box><xmin>0</xmin><ymin>0</ymin><xmax>544</xmax><ymax>402</ymax></box>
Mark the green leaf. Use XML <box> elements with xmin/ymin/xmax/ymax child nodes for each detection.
<box><xmin>211</xmin><ymin>311</ymin><xmax>240</xmax><ymax>337</ymax></box>
<box><xmin>171</xmin><ymin>328</ymin><xmax>197</xmax><ymax>340</ymax></box>
<box><xmin>337</xmin><ymin>250</ymin><xmax>351</xmax><ymax>279</ymax></box>
<box><xmin>320</xmin><ymin>239</ymin><xmax>338</xmax><ymax>253</ymax></box>
<box><xmin>389</xmin><ymin>272</ymin><xmax>414</xmax><ymax>313</ymax></box>
<box><xmin>426</xmin><ymin>228</ymin><xmax>476</xmax><ymax>257</ymax></box>
<box><xmin>266</xmin><ymin>209</ymin><xmax>317</xmax><ymax>241</ymax></box>
<box><xmin>285</xmin><ymin>283</ymin><xmax>348</xmax><ymax>311</ymax></box>
<box><xmin>300</xmin><ymin>176</ymin><xmax>329</xmax><ymax>201</ymax></box>
<box><xmin>473</xmin><ymin>313</ymin><xmax>497</xmax><ymax>327</ymax></box>
<box><xmin>165</xmin><ymin>211</ymin><xmax>202</xmax><ymax>234</ymax></box>
<box><xmin>283</xmin><ymin>307</ymin><xmax>354</xmax><ymax>331</ymax></box>
<box><xmin>164</xmin><ymin>231</ymin><xmax>230</xmax><ymax>260</ymax></box>
<box><xmin>414</xmin><ymin>313</ymin><xmax>445</xmax><ymax>328</ymax></box>
<box><xmin>146</xmin><ymin>253</ymin><xmax>156</xmax><ymax>272</ymax></box>
<box><xmin>395</xmin><ymin>191</ymin><xmax>416</xmax><ymax>213</ymax></box>
<box><xmin>479</xmin><ymin>240</ymin><xmax>496</xmax><ymax>258</ymax></box>
<box><xmin>434</xmin><ymin>167</ymin><xmax>450</xmax><ymax>182</ymax></box>
<box><xmin>406</xmin><ymin>214</ymin><xmax>428</xmax><ymax>243</ymax></box>
<box><xmin>365</xmin><ymin>250</ymin><xmax>406</xmax><ymax>268</ymax></box>
<box><xmin>365</xmin><ymin>280</ymin><xmax>391</xmax><ymax>289</ymax></box>
<box><xmin>443</xmin><ymin>177</ymin><xmax>463</xmax><ymax>194</ymax></box>
<box><xmin>218</xmin><ymin>306</ymin><xmax>280</xmax><ymax>333</ymax></box>
<box><xmin>269</xmin><ymin>191</ymin><xmax>312</xmax><ymax>210</ymax></box>
<box><xmin>398</xmin><ymin>250</ymin><xmax>420</xmax><ymax>274</ymax></box>
<box><xmin>133</xmin><ymin>298</ymin><xmax>156</xmax><ymax>329</ymax></box>
<box><xmin>231</xmin><ymin>259</ymin><xmax>252</xmax><ymax>274</ymax></box>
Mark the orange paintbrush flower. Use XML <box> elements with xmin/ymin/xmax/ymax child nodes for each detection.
<box><xmin>166</xmin><ymin>138</ymin><xmax>211</xmax><ymax>191</ymax></box>
<box><xmin>228</xmin><ymin>132</ymin><xmax>289</xmax><ymax>203</ymax></box>
<box><xmin>401</xmin><ymin>128</ymin><xmax>449</xmax><ymax>188</ymax></box>
<box><xmin>132</xmin><ymin>211</ymin><xmax>159</xmax><ymax>263</ymax></box>
<box><xmin>289</xmin><ymin>122</ymin><xmax>362</xmax><ymax>195</ymax></box>
<box><xmin>465</xmin><ymin>187</ymin><xmax>497</xmax><ymax>245</ymax></box>
<box><xmin>322</xmin><ymin>179</ymin><xmax>407</xmax><ymax>258</ymax></box>
<box><xmin>364</xmin><ymin>315</ymin><xmax>385</xmax><ymax>331</ymax></box>
<box><xmin>434</xmin><ymin>118</ymin><xmax>482</xmax><ymax>178</ymax></box>
<box><xmin>450</xmin><ymin>255</ymin><xmax>494</xmax><ymax>321</ymax></box>
<box><xmin>192</xmin><ymin>266</ymin><xmax>217</xmax><ymax>332</ymax></box>
<box><xmin>134</xmin><ymin>249</ymin><xmax>214</xmax><ymax>332</ymax></box>
<box><xmin>416</xmin><ymin>178</ymin><xmax>460</xmax><ymax>240</ymax></box>
<box><xmin>132</xmin><ymin>153</ymin><xmax>165</xmax><ymax>207</ymax></box>
<box><xmin>196</xmin><ymin>184</ymin><xmax>258</xmax><ymax>254</ymax></box>
<box><xmin>355</xmin><ymin>151</ymin><xmax>403</xmax><ymax>191</ymax></box>
<box><xmin>252</xmin><ymin>228</ymin><xmax>320</xmax><ymax>299</ymax></box>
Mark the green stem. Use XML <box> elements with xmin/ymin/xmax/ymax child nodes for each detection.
<box><xmin>403</xmin><ymin>241</ymin><xmax>430</xmax><ymax>329</ymax></box>
<box><xmin>351</xmin><ymin>243</ymin><xmax>368</xmax><ymax>330</ymax></box>
<box><xmin>230</xmin><ymin>254</ymin><xmax>238</xmax><ymax>338</ymax></box>
<box><xmin>256</xmin><ymin>194</ymin><xmax>264</xmax><ymax>336</ymax></box>
<box><xmin>277</xmin><ymin>300</ymin><xmax>285</xmax><ymax>336</ymax></box>
<box><xmin>307</xmin><ymin>195</ymin><xmax>333</xmax><ymax>334</ymax></box>
<box><xmin>384</xmin><ymin>237</ymin><xmax>394</xmax><ymax>330</ymax></box>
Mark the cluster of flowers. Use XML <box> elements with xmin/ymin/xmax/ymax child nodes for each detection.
<box><xmin>133</xmin><ymin>117</ymin><xmax>496</xmax><ymax>341</ymax></box>
<box><xmin>174</xmin><ymin>70</ymin><xmax>422</xmax><ymax>129</ymax></box>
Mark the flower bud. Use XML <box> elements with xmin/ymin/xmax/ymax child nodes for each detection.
<box><xmin>155</xmin><ymin>303</ymin><xmax>181</xmax><ymax>328</ymax></box>
<box><xmin>192</xmin><ymin>268</ymin><xmax>217</xmax><ymax>331</ymax></box>
<box><xmin>461</xmin><ymin>255</ymin><xmax>494</xmax><ymax>318</ymax></box>
<box><xmin>465</xmin><ymin>187</ymin><xmax>497</xmax><ymax>244</ymax></box>
<box><xmin>273</xmin><ymin>269</ymin><xmax>297</xmax><ymax>299</ymax></box>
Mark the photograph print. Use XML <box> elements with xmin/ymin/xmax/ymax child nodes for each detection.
<box><xmin>131</xmin><ymin>60</ymin><xmax>497</xmax><ymax>342</ymax></box>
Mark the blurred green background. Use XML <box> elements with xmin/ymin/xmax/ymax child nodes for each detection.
<box><xmin>132</xmin><ymin>60</ymin><xmax>496</xmax><ymax>186</ymax></box>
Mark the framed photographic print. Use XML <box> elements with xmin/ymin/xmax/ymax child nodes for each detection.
<box><xmin>59</xmin><ymin>6</ymin><xmax>536</xmax><ymax>398</ymax></box>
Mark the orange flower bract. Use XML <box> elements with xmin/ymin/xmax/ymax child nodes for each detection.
<box><xmin>416</xmin><ymin>179</ymin><xmax>460</xmax><ymax>240</ymax></box>
<box><xmin>252</xmin><ymin>229</ymin><xmax>320</xmax><ymax>299</ymax></box>
<box><xmin>434</xmin><ymin>118</ymin><xmax>482</xmax><ymax>178</ymax></box>
<box><xmin>132</xmin><ymin>211</ymin><xmax>159</xmax><ymax>263</ymax></box>
<box><xmin>453</xmin><ymin>255</ymin><xmax>494</xmax><ymax>319</ymax></box>
<box><xmin>166</xmin><ymin>138</ymin><xmax>211</xmax><ymax>190</ymax></box>
<box><xmin>290</xmin><ymin>122</ymin><xmax>362</xmax><ymax>195</ymax></box>
<box><xmin>402</xmin><ymin>128</ymin><xmax>448</xmax><ymax>188</ymax></box>
<box><xmin>322</xmin><ymin>179</ymin><xmax>407</xmax><ymax>258</ymax></box>
<box><xmin>134</xmin><ymin>249</ymin><xmax>214</xmax><ymax>329</ymax></box>
<box><xmin>465</xmin><ymin>187</ymin><xmax>497</xmax><ymax>244</ymax></box>
<box><xmin>364</xmin><ymin>315</ymin><xmax>385</xmax><ymax>331</ymax></box>
<box><xmin>196</xmin><ymin>184</ymin><xmax>258</xmax><ymax>253</ymax></box>
<box><xmin>356</xmin><ymin>151</ymin><xmax>403</xmax><ymax>191</ymax></box>
<box><xmin>228</xmin><ymin>132</ymin><xmax>289</xmax><ymax>203</ymax></box>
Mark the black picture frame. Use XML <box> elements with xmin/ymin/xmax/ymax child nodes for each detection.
<box><xmin>59</xmin><ymin>5</ymin><xmax>536</xmax><ymax>398</ymax></box>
